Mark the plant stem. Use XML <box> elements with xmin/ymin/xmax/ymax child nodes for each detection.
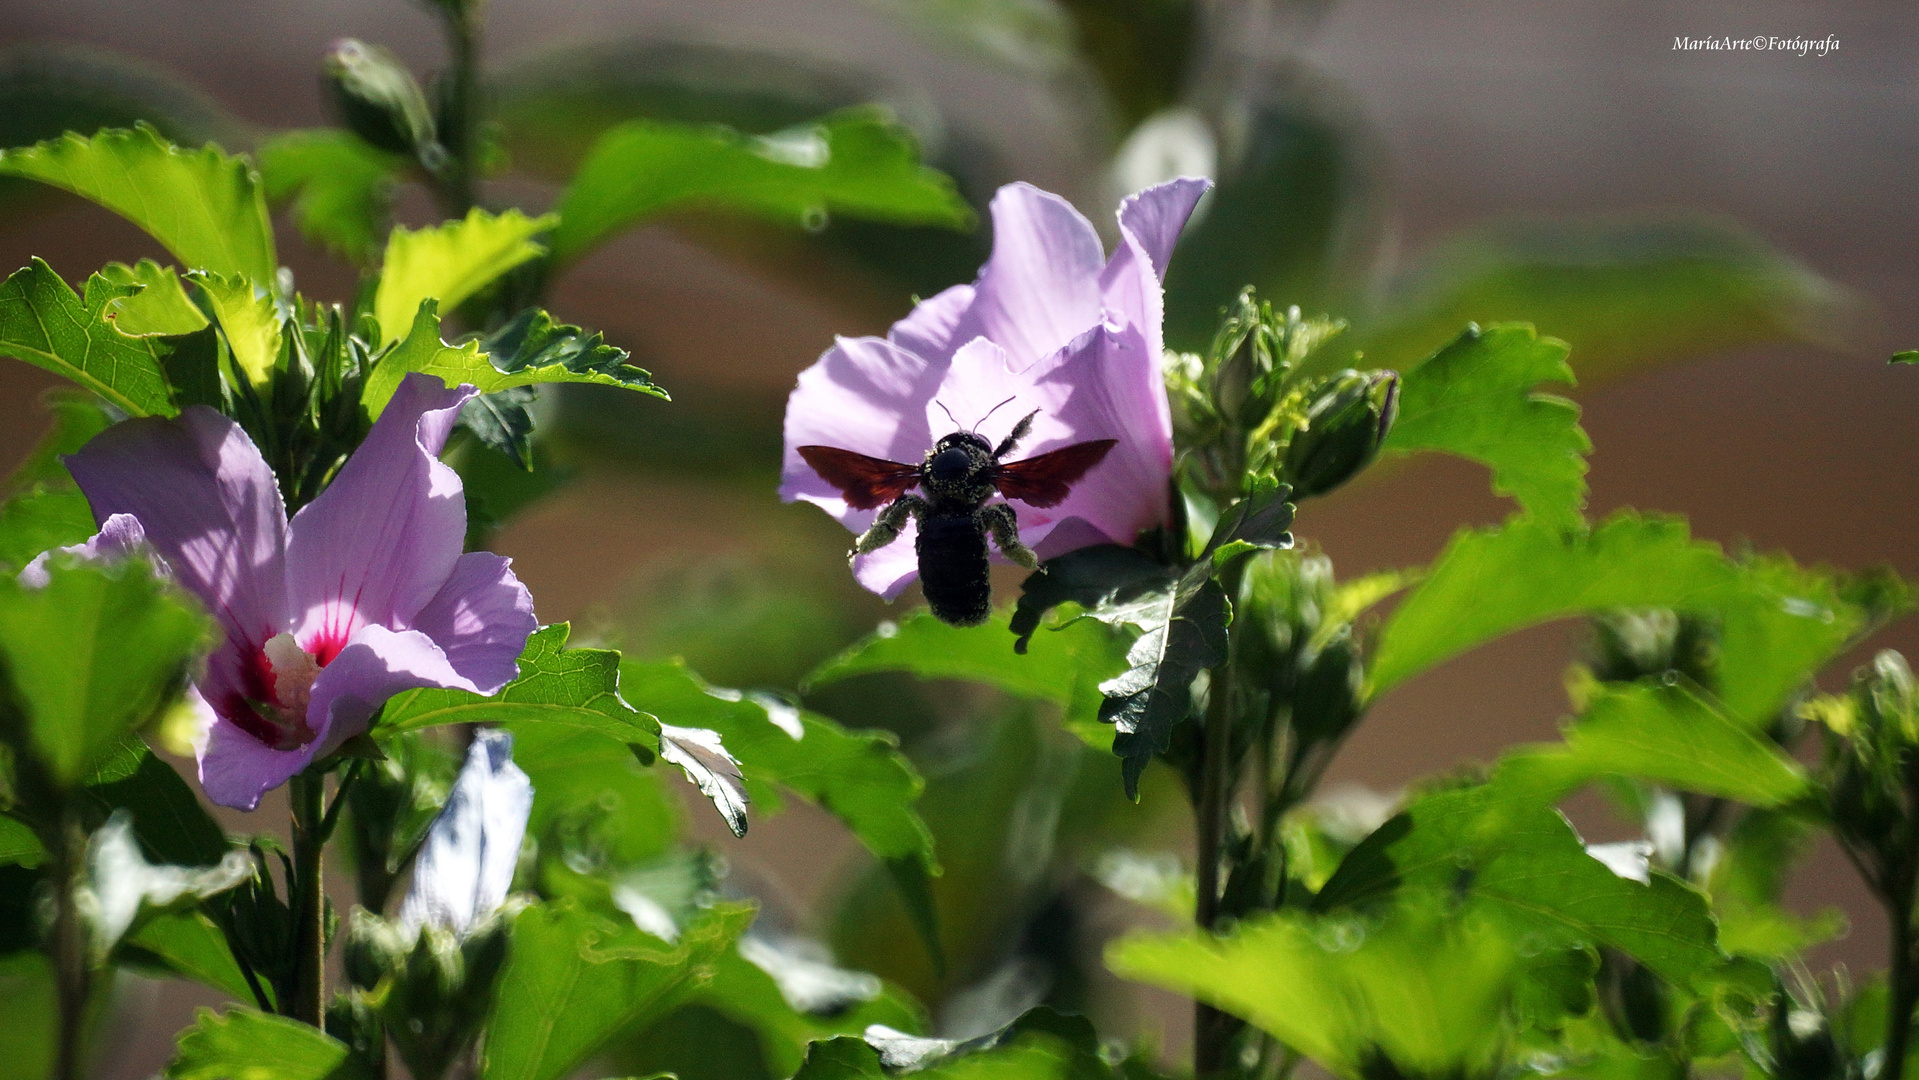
<box><xmin>50</xmin><ymin>812</ymin><xmax>91</xmax><ymax>1080</ymax></box>
<box><xmin>433</xmin><ymin>3</ymin><xmax>481</xmax><ymax>218</ymax></box>
<box><xmin>1885</xmin><ymin>863</ymin><xmax>1917</xmax><ymax>1080</ymax></box>
<box><xmin>290</xmin><ymin>772</ymin><xmax>328</xmax><ymax>1026</ymax></box>
<box><xmin>1193</xmin><ymin>667</ymin><xmax>1236</xmax><ymax>1077</ymax></box>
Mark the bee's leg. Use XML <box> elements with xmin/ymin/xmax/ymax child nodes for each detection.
<box><xmin>851</xmin><ymin>495</ymin><xmax>927</xmax><ymax>559</ymax></box>
<box><xmin>993</xmin><ymin>410</ymin><xmax>1040</xmax><ymax>459</ymax></box>
<box><xmin>979</xmin><ymin>502</ymin><xmax>1038</xmax><ymax>569</ymax></box>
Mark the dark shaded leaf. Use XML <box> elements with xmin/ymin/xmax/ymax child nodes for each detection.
<box><xmin>1098</xmin><ymin>575</ymin><xmax>1229</xmax><ymax>799</ymax></box>
<box><xmin>80</xmin><ymin>747</ymin><xmax>228</xmax><ymax>867</ymax></box>
<box><xmin>1008</xmin><ymin>544</ymin><xmax>1170</xmax><ymax>654</ymax></box>
<box><xmin>119</xmin><ymin>910</ymin><xmax>256</xmax><ymax>1004</ymax></box>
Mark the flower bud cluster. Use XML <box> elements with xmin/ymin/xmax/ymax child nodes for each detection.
<box><xmin>341</xmin><ymin>906</ymin><xmax>516</xmax><ymax>1080</ymax></box>
<box><xmin>1812</xmin><ymin>652</ymin><xmax>1919</xmax><ymax>866</ymax></box>
<box><xmin>1235</xmin><ymin>550</ymin><xmax>1365</xmax><ymax>754</ymax></box>
<box><xmin>1166</xmin><ymin>288</ymin><xmax>1395</xmax><ymax>506</ymax></box>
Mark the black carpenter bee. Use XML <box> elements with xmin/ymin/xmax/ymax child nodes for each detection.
<box><xmin>799</xmin><ymin>406</ymin><xmax>1116</xmax><ymax>627</ymax></box>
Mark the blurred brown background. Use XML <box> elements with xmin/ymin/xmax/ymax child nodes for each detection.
<box><xmin>2</xmin><ymin>0</ymin><xmax>1916</xmax><ymax>1074</ymax></box>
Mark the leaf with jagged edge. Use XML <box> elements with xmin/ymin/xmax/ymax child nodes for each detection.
<box><xmin>165</xmin><ymin>1006</ymin><xmax>350</xmax><ymax>1080</ymax></box>
<box><xmin>1098</xmin><ymin>574</ymin><xmax>1230</xmax><ymax>800</ymax></box>
<box><xmin>258</xmin><ymin>128</ymin><xmax>401</xmax><ymax>264</ymax></box>
<box><xmin>1381</xmin><ymin>323</ymin><xmax>1590</xmax><ymax>531</ymax></box>
<box><xmin>0</xmin><ymin>124</ymin><xmax>274</xmax><ymax>281</ymax></box>
<box><xmin>363</xmin><ymin>301</ymin><xmax>662</xmax><ymax>418</ymax></box>
<box><xmin>98</xmin><ymin>260</ymin><xmax>208</xmax><ymax>337</ymax></box>
<box><xmin>372</xmin><ymin>207</ymin><xmax>555</xmax><ymax>347</ymax></box>
<box><xmin>185</xmin><ymin>270</ymin><xmax>281</xmax><ymax>386</ymax></box>
<box><xmin>459</xmin><ymin>309</ymin><xmax>668</xmax><ymax>466</ymax></box>
<box><xmin>375</xmin><ymin>624</ymin><xmax>662</xmax><ymax>756</ymax></box>
<box><xmin>0</xmin><ymin>258</ymin><xmax>179</xmax><ymax>416</ymax></box>
<box><xmin>549</xmin><ymin>106</ymin><xmax>972</xmax><ymax>267</ymax></box>
<box><xmin>480</xmin><ymin>900</ymin><xmax>753</xmax><ymax>1080</ymax></box>
<box><xmin>1366</xmin><ymin>513</ymin><xmax>1902</xmax><ymax>726</ymax></box>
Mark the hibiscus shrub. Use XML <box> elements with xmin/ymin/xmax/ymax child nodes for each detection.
<box><xmin>0</xmin><ymin>8</ymin><xmax>1916</xmax><ymax>1080</ymax></box>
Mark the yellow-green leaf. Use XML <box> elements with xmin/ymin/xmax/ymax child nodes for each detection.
<box><xmin>0</xmin><ymin>124</ymin><xmax>274</xmax><ymax>281</ymax></box>
<box><xmin>186</xmin><ymin>270</ymin><xmax>281</xmax><ymax>385</ymax></box>
<box><xmin>372</xmin><ymin>206</ymin><xmax>555</xmax><ymax>346</ymax></box>
<box><xmin>0</xmin><ymin>258</ymin><xmax>179</xmax><ymax>416</ymax></box>
<box><xmin>98</xmin><ymin>260</ymin><xmax>209</xmax><ymax>337</ymax></box>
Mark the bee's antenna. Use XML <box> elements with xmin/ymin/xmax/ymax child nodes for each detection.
<box><xmin>973</xmin><ymin>395</ymin><xmax>1020</xmax><ymax>433</ymax></box>
<box><xmin>935</xmin><ymin>400</ymin><xmax>962</xmax><ymax>430</ymax></box>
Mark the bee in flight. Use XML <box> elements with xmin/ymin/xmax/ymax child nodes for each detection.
<box><xmin>799</xmin><ymin>404</ymin><xmax>1116</xmax><ymax>627</ymax></box>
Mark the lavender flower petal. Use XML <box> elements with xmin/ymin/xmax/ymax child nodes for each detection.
<box><xmin>66</xmin><ymin>408</ymin><xmax>289</xmax><ymax>653</ymax></box>
<box><xmin>953</xmin><ymin>183</ymin><xmax>1105</xmax><ymax>371</ymax></box>
<box><xmin>399</xmin><ymin>728</ymin><xmax>533</xmax><ymax>936</ymax></box>
<box><xmin>285</xmin><ymin>373</ymin><xmax>475</xmax><ymax>651</ymax></box>
<box><xmin>303</xmin><ymin>624</ymin><xmax>482</xmax><ymax>757</ymax></box>
<box><xmin>18</xmin><ymin>513</ymin><xmax>153</xmax><ymax>588</ymax></box>
<box><xmin>886</xmin><ymin>283</ymin><xmax>976</xmax><ymax>364</ymax></box>
<box><xmin>780</xmin><ymin>335</ymin><xmax>941</xmax><ymax>526</ymax></box>
<box><xmin>410</xmin><ymin>552</ymin><xmax>537</xmax><ymax>693</ymax></box>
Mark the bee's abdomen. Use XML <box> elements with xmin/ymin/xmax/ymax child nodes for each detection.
<box><xmin>916</xmin><ymin>512</ymin><xmax>992</xmax><ymax>627</ymax></box>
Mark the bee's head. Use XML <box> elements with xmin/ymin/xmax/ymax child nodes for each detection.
<box><xmin>923</xmin><ymin>431</ymin><xmax>995</xmax><ymax>500</ymax></box>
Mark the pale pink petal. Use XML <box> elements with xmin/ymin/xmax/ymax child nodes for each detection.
<box><xmin>410</xmin><ymin>552</ymin><xmax>536</xmax><ymax>694</ymax></box>
<box><xmin>302</xmin><ymin>624</ymin><xmax>481</xmax><ymax>762</ymax></box>
<box><xmin>851</xmin><ymin>533</ymin><xmax>922</xmax><ymax>601</ymax></box>
<box><xmin>1022</xmin><ymin>320</ymin><xmax>1173</xmax><ymax>547</ymax></box>
<box><xmin>66</xmin><ymin>407</ymin><xmax>289</xmax><ymax>653</ymax></box>
<box><xmin>1099</xmin><ymin>177</ymin><xmax>1211</xmax><ymax>359</ymax></box>
<box><xmin>949</xmin><ymin>183</ymin><xmax>1105</xmax><ymax>371</ymax></box>
<box><xmin>199</xmin><ymin>715</ymin><xmax>321</xmax><ymax>811</ymax></box>
<box><xmin>284</xmin><ymin>374</ymin><xmax>474</xmax><ymax>654</ymax></box>
<box><xmin>886</xmin><ymin>283</ymin><xmax>976</xmax><ymax>365</ymax></box>
<box><xmin>18</xmin><ymin>513</ymin><xmax>154</xmax><ymax>588</ymax></box>
<box><xmin>780</xmin><ymin>336</ymin><xmax>941</xmax><ymax>532</ymax></box>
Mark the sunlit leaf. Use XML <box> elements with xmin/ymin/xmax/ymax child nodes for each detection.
<box><xmin>548</xmin><ymin>106</ymin><xmax>972</xmax><ymax>267</ymax></box>
<box><xmin>480</xmin><ymin>900</ymin><xmax>752</xmax><ymax>1080</ymax></box>
<box><xmin>1380</xmin><ymin>323</ymin><xmax>1589</xmax><ymax>530</ymax></box>
<box><xmin>258</xmin><ymin>129</ymin><xmax>401</xmax><ymax>264</ymax></box>
<box><xmin>98</xmin><ymin>260</ymin><xmax>209</xmax><ymax>337</ymax></box>
<box><xmin>0</xmin><ymin>558</ymin><xmax>208</xmax><ymax>788</ymax></box>
<box><xmin>1313</xmin><ymin>782</ymin><xmax>1721</xmax><ymax>986</ymax></box>
<box><xmin>656</xmin><ymin>722</ymin><xmax>750</xmax><ymax>839</ymax></box>
<box><xmin>363</xmin><ymin>302</ymin><xmax>661</xmax><ymax>419</ymax></box>
<box><xmin>803</xmin><ymin>608</ymin><xmax>1126</xmax><ymax>747</ymax></box>
<box><xmin>120</xmin><ymin>910</ymin><xmax>258</xmax><ymax>1005</ymax></box>
<box><xmin>1367</xmin><ymin>513</ymin><xmax>1885</xmax><ymax>725</ymax></box>
<box><xmin>1499</xmin><ymin>681</ymin><xmax>1809</xmax><ymax>807</ymax></box>
<box><xmin>371</xmin><ymin>207</ymin><xmax>555</xmax><ymax>347</ymax></box>
<box><xmin>187</xmin><ymin>270</ymin><xmax>281</xmax><ymax>386</ymax></box>
<box><xmin>1110</xmin><ymin>906</ymin><xmax>1525</xmax><ymax>1080</ymax></box>
<box><xmin>0</xmin><ymin>488</ymin><xmax>97</xmax><ymax>571</ymax></box>
<box><xmin>0</xmin><ymin>124</ymin><xmax>275</xmax><ymax>281</ymax></box>
<box><xmin>0</xmin><ymin>258</ymin><xmax>181</xmax><ymax>416</ymax></box>
<box><xmin>165</xmin><ymin>1006</ymin><xmax>351</xmax><ymax>1080</ymax></box>
<box><xmin>622</xmin><ymin>659</ymin><xmax>936</xmax><ymax>871</ymax></box>
<box><xmin>377</xmin><ymin>624</ymin><xmax>662</xmax><ymax>754</ymax></box>
<box><xmin>1348</xmin><ymin>215</ymin><xmax>1861</xmax><ymax>384</ymax></box>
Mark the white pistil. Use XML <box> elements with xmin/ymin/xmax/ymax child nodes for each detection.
<box><xmin>262</xmin><ymin>632</ymin><xmax>323</xmax><ymax>717</ymax></box>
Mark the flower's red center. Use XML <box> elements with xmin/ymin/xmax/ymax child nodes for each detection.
<box><xmin>226</xmin><ymin>631</ymin><xmax>341</xmax><ymax>751</ymax></box>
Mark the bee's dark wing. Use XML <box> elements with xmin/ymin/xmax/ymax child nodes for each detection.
<box><xmin>994</xmin><ymin>439</ymin><xmax>1117</xmax><ymax>508</ymax></box>
<box><xmin>797</xmin><ymin>445</ymin><xmax>920</xmax><ymax>510</ymax></box>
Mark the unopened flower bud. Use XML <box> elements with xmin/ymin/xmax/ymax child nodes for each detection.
<box><xmin>342</xmin><ymin>908</ymin><xmax>408</xmax><ymax>990</ymax></box>
<box><xmin>324</xmin><ymin>39</ymin><xmax>437</xmax><ymax>158</ymax></box>
<box><xmin>1281</xmin><ymin>369</ymin><xmax>1399</xmax><ymax>500</ymax></box>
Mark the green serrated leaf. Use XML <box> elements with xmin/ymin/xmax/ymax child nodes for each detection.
<box><xmin>1109</xmin><ymin>905</ymin><xmax>1525</xmax><ymax>1080</ymax></box>
<box><xmin>480</xmin><ymin>900</ymin><xmax>752</xmax><ymax>1080</ymax></box>
<box><xmin>1008</xmin><ymin>544</ymin><xmax>1171</xmax><ymax>654</ymax></box>
<box><xmin>187</xmin><ymin>270</ymin><xmax>281</xmax><ymax>386</ymax></box>
<box><xmin>1367</xmin><ymin>513</ymin><xmax>1885</xmax><ymax>725</ymax></box>
<box><xmin>621</xmin><ymin>659</ymin><xmax>937</xmax><ymax>873</ymax></box>
<box><xmin>0</xmin><ymin>558</ymin><xmax>209</xmax><ymax>789</ymax></box>
<box><xmin>0</xmin><ymin>124</ymin><xmax>275</xmax><ymax>281</ymax></box>
<box><xmin>0</xmin><ymin>258</ymin><xmax>181</xmax><ymax>416</ymax></box>
<box><xmin>98</xmin><ymin>260</ymin><xmax>210</xmax><ymax>336</ymax></box>
<box><xmin>549</xmin><ymin>106</ymin><xmax>972</xmax><ymax>267</ymax></box>
<box><xmin>376</xmin><ymin>624</ymin><xmax>662</xmax><ymax>754</ymax></box>
<box><xmin>371</xmin><ymin>207</ymin><xmax>555</xmax><ymax>348</ymax></box>
<box><xmin>804</xmin><ymin>607</ymin><xmax>1126</xmax><ymax>746</ymax></box>
<box><xmin>1381</xmin><ymin>323</ymin><xmax>1589</xmax><ymax>530</ymax></box>
<box><xmin>166</xmin><ymin>1006</ymin><xmax>351</xmax><ymax>1080</ymax></box>
<box><xmin>258</xmin><ymin>129</ymin><xmax>400</xmax><ymax>265</ymax></box>
<box><xmin>363</xmin><ymin>302</ymin><xmax>662</xmax><ymax>419</ymax></box>
<box><xmin>1313</xmin><ymin>782</ymin><xmax>1721</xmax><ymax>986</ymax></box>
<box><xmin>120</xmin><ymin>909</ymin><xmax>258</xmax><ymax>1005</ymax></box>
<box><xmin>1498</xmin><ymin>681</ymin><xmax>1809</xmax><ymax>807</ymax></box>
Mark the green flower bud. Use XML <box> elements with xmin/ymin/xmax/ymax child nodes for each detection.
<box><xmin>1281</xmin><ymin>369</ymin><xmax>1398</xmax><ymax>500</ymax></box>
<box><xmin>342</xmin><ymin>907</ymin><xmax>407</xmax><ymax>990</ymax></box>
<box><xmin>324</xmin><ymin>39</ymin><xmax>437</xmax><ymax>159</ymax></box>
